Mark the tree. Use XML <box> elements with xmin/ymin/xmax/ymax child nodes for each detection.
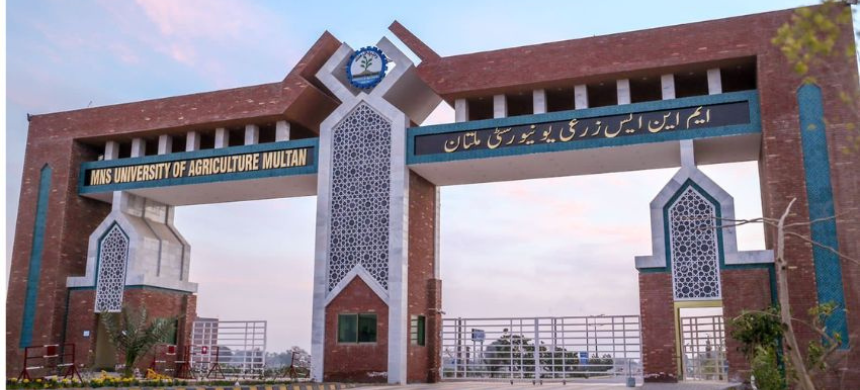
<box><xmin>483</xmin><ymin>332</ymin><xmax>533</xmax><ymax>377</ymax></box>
<box><xmin>718</xmin><ymin>199</ymin><xmax>857</xmax><ymax>389</ymax></box>
<box><xmin>100</xmin><ymin>305</ymin><xmax>177</xmax><ymax>378</ymax></box>
<box><xmin>772</xmin><ymin>1</ymin><xmax>859</xmax><ymax>154</ymax></box>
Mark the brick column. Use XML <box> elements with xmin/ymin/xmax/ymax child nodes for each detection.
<box><xmin>427</xmin><ymin>279</ymin><xmax>442</xmax><ymax>383</ymax></box>
<box><xmin>6</xmin><ymin>136</ymin><xmax>110</xmax><ymax>375</ymax></box>
<box><xmin>721</xmin><ymin>268</ymin><xmax>773</xmax><ymax>383</ymax></box>
<box><xmin>407</xmin><ymin>171</ymin><xmax>439</xmax><ymax>383</ymax></box>
<box><xmin>639</xmin><ymin>272</ymin><xmax>678</xmax><ymax>383</ymax></box>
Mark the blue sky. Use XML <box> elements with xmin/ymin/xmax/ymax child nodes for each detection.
<box><xmin>6</xmin><ymin>0</ymin><xmax>818</xmax><ymax>352</ymax></box>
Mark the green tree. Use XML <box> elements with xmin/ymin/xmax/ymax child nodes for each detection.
<box><xmin>719</xmin><ymin>199</ymin><xmax>854</xmax><ymax>390</ymax></box>
<box><xmin>483</xmin><ymin>333</ymin><xmax>533</xmax><ymax>377</ymax></box>
<box><xmin>100</xmin><ymin>305</ymin><xmax>177</xmax><ymax>378</ymax></box>
<box><xmin>772</xmin><ymin>1</ymin><xmax>859</xmax><ymax>154</ymax></box>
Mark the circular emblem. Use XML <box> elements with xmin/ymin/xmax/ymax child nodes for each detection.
<box><xmin>346</xmin><ymin>46</ymin><xmax>388</xmax><ymax>89</ymax></box>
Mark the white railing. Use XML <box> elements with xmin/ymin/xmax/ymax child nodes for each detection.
<box><xmin>190</xmin><ymin>319</ymin><xmax>267</xmax><ymax>377</ymax></box>
<box><xmin>680</xmin><ymin>315</ymin><xmax>727</xmax><ymax>381</ymax></box>
<box><xmin>441</xmin><ymin>315</ymin><xmax>642</xmax><ymax>384</ymax></box>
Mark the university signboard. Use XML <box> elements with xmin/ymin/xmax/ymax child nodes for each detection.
<box><xmin>79</xmin><ymin>139</ymin><xmax>317</xmax><ymax>193</ymax></box>
<box><xmin>414</xmin><ymin>101</ymin><xmax>750</xmax><ymax>155</ymax></box>
<box><xmin>408</xmin><ymin>91</ymin><xmax>759</xmax><ymax>164</ymax></box>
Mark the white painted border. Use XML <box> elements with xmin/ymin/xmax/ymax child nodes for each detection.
<box><xmin>635</xmin><ymin>152</ymin><xmax>773</xmax><ymax>270</ymax></box>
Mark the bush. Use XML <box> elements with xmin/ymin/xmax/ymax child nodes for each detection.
<box><xmin>751</xmin><ymin>345</ymin><xmax>785</xmax><ymax>390</ymax></box>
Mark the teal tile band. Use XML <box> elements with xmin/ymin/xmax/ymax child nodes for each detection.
<box><xmin>20</xmin><ymin>164</ymin><xmax>52</xmax><ymax>347</ymax></box>
<box><xmin>797</xmin><ymin>84</ymin><xmax>848</xmax><ymax>348</ymax></box>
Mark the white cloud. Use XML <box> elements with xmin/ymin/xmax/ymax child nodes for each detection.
<box><xmin>134</xmin><ymin>0</ymin><xmax>266</xmax><ymax>40</ymax></box>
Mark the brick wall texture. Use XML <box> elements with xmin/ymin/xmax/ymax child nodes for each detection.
<box><xmin>323</xmin><ymin>278</ymin><xmax>389</xmax><ymax>382</ymax></box>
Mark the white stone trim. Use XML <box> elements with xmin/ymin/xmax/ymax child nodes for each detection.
<box><xmin>493</xmin><ymin>94</ymin><xmax>507</xmax><ymax>118</ymax></box>
<box><xmin>67</xmin><ymin>192</ymin><xmax>198</xmax><ymax>293</ymax></box>
<box><xmin>680</xmin><ymin>140</ymin><xmax>695</xmax><ymax>168</ymax></box>
<box><xmin>131</xmin><ymin>138</ymin><xmax>145</xmax><ymax>157</ymax></box>
<box><xmin>275</xmin><ymin>121</ymin><xmax>291</xmax><ymax>142</ymax></box>
<box><xmin>635</xmin><ymin>162</ymin><xmax>773</xmax><ymax>269</ymax></box>
<box><xmin>661</xmin><ymin>74</ymin><xmax>675</xmax><ymax>100</ymax></box>
<box><xmin>533</xmin><ymin>89</ymin><xmax>547</xmax><ymax>114</ymax></box>
<box><xmin>104</xmin><ymin>141</ymin><xmax>119</xmax><ymax>160</ymax></box>
<box><xmin>616</xmin><ymin>79</ymin><xmax>631</xmax><ymax>105</ymax></box>
<box><xmin>708</xmin><ymin>68</ymin><xmax>722</xmax><ymax>95</ymax></box>
<box><xmin>315</xmin><ymin>43</ymin><xmax>358</xmax><ymax>104</ymax></box>
<box><xmin>455</xmin><ymin>99</ymin><xmax>469</xmax><ymax>122</ymax></box>
<box><xmin>245</xmin><ymin>124</ymin><xmax>259</xmax><ymax>145</ymax></box>
<box><xmin>157</xmin><ymin>135</ymin><xmax>172</xmax><ymax>155</ymax></box>
<box><xmin>215</xmin><ymin>128</ymin><xmax>228</xmax><ymax>148</ymax></box>
<box><xmin>186</xmin><ymin>131</ymin><xmax>201</xmax><ymax>152</ymax></box>
<box><xmin>323</xmin><ymin>264</ymin><xmax>390</xmax><ymax>306</ymax></box>
<box><xmin>574</xmin><ymin>85</ymin><xmax>588</xmax><ymax>109</ymax></box>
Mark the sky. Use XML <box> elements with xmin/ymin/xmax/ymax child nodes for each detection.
<box><xmin>5</xmin><ymin>0</ymin><xmax>821</xmax><ymax>353</ymax></box>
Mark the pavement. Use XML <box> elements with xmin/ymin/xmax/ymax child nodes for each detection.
<box><xmin>356</xmin><ymin>381</ymin><xmax>741</xmax><ymax>390</ymax></box>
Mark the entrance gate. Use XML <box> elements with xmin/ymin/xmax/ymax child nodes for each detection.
<box><xmin>8</xmin><ymin>8</ymin><xmax>859</xmax><ymax>386</ymax></box>
<box><xmin>679</xmin><ymin>315</ymin><xmax>727</xmax><ymax>381</ymax></box>
<box><xmin>441</xmin><ymin>316</ymin><xmax>642</xmax><ymax>384</ymax></box>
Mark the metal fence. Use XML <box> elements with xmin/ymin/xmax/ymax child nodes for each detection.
<box><xmin>441</xmin><ymin>315</ymin><xmax>642</xmax><ymax>383</ymax></box>
<box><xmin>190</xmin><ymin>320</ymin><xmax>267</xmax><ymax>376</ymax></box>
<box><xmin>679</xmin><ymin>315</ymin><xmax>727</xmax><ymax>381</ymax></box>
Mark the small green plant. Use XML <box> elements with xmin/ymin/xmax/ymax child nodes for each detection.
<box><xmin>751</xmin><ymin>345</ymin><xmax>785</xmax><ymax>390</ymax></box>
<box><xmin>100</xmin><ymin>305</ymin><xmax>177</xmax><ymax>378</ymax></box>
<box><xmin>730</xmin><ymin>306</ymin><xmax>783</xmax><ymax>357</ymax></box>
<box><xmin>730</xmin><ymin>302</ymin><xmax>844</xmax><ymax>389</ymax></box>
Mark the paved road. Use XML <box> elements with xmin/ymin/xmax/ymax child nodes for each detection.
<box><xmin>356</xmin><ymin>381</ymin><xmax>740</xmax><ymax>390</ymax></box>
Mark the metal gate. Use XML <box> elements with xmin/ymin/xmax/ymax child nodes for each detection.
<box><xmin>190</xmin><ymin>319</ymin><xmax>267</xmax><ymax>377</ymax></box>
<box><xmin>679</xmin><ymin>315</ymin><xmax>727</xmax><ymax>381</ymax></box>
<box><xmin>441</xmin><ymin>316</ymin><xmax>642</xmax><ymax>383</ymax></box>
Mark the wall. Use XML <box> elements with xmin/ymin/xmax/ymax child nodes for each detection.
<box><xmin>62</xmin><ymin>288</ymin><xmax>195</xmax><ymax>371</ymax></box>
<box><xmin>406</xmin><ymin>171</ymin><xmax>439</xmax><ymax>382</ymax></box>
<box><xmin>721</xmin><ymin>268</ymin><xmax>773</xmax><ymax>382</ymax></box>
<box><xmin>6</xmin><ymin>141</ymin><xmax>110</xmax><ymax>375</ymax></box>
<box><xmin>638</xmin><ymin>272</ymin><xmax>677</xmax><ymax>382</ymax></box>
<box><xmin>323</xmin><ymin>278</ymin><xmax>389</xmax><ymax>382</ymax></box>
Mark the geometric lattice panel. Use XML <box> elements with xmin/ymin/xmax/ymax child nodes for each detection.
<box><xmin>668</xmin><ymin>185</ymin><xmax>722</xmax><ymax>300</ymax></box>
<box><xmin>327</xmin><ymin>103</ymin><xmax>392</xmax><ymax>292</ymax></box>
<box><xmin>95</xmin><ymin>224</ymin><xmax>129</xmax><ymax>312</ymax></box>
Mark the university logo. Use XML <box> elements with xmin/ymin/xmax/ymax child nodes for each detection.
<box><xmin>346</xmin><ymin>46</ymin><xmax>387</xmax><ymax>89</ymax></box>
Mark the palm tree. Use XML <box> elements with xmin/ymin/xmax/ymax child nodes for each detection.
<box><xmin>100</xmin><ymin>305</ymin><xmax>177</xmax><ymax>378</ymax></box>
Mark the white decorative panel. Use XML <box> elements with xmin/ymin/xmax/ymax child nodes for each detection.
<box><xmin>95</xmin><ymin>224</ymin><xmax>129</xmax><ymax>312</ymax></box>
<box><xmin>668</xmin><ymin>186</ymin><xmax>721</xmax><ymax>300</ymax></box>
<box><xmin>327</xmin><ymin>103</ymin><xmax>392</xmax><ymax>291</ymax></box>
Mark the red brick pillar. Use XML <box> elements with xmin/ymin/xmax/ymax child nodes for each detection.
<box><xmin>426</xmin><ymin>279</ymin><xmax>442</xmax><ymax>383</ymax></box>
<box><xmin>639</xmin><ymin>272</ymin><xmax>678</xmax><ymax>382</ymax></box>
<box><xmin>6</xmin><ymin>136</ymin><xmax>109</xmax><ymax>376</ymax></box>
<box><xmin>721</xmin><ymin>268</ymin><xmax>773</xmax><ymax>383</ymax></box>
<box><xmin>406</xmin><ymin>171</ymin><xmax>439</xmax><ymax>383</ymax></box>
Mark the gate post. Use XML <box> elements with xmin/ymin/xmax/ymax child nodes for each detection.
<box><xmin>533</xmin><ymin>318</ymin><xmax>541</xmax><ymax>381</ymax></box>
